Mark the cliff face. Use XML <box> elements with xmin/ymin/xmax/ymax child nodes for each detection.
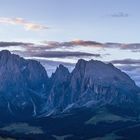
<box><xmin>0</xmin><ymin>50</ymin><xmax>49</xmax><ymax>118</ymax></box>
<box><xmin>0</xmin><ymin>50</ymin><xmax>139</xmax><ymax>119</ymax></box>
<box><xmin>70</xmin><ymin>59</ymin><xmax>139</xmax><ymax>101</ymax></box>
<box><xmin>44</xmin><ymin>64</ymin><xmax>71</xmax><ymax>113</ymax></box>
<box><xmin>45</xmin><ymin>59</ymin><xmax>140</xmax><ymax>114</ymax></box>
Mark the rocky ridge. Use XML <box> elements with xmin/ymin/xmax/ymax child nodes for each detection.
<box><xmin>0</xmin><ymin>50</ymin><xmax>139</xmax><ymax>119</ymax></box>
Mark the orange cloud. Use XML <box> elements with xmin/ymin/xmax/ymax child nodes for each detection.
<box><xmin>0</xmin><ymin>17</ymin><xmax>49</xmax><ymax>31</ymax></box>
<box><xmin>43</xmin><ymin>40</ymin><xmax>103</xmax><ymax>49</ymax></box>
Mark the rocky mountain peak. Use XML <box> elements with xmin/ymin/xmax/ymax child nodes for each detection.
<box><xmin>0</xmin><ymin>50</ymin><xmax>11</xmax><ymax>56</ymax></box>
<box><xmin>73</xmin><ymin>59</ymin><xmax>137</xmax><ymax>88</ymax></box>
<box><xmin>68</xmin><ymin>59</ymin><xmax>140</xmax><ymax>107</ymax></box>
<box><xmin>0</xmin><ymin>50</ymin><xmax>49</xmax><ymax>118</ymax></box>
<box><xmin>0</xmin><ymin>50</ymin><xmax>139</xmax><ymax>119</ymax></box>
<box><xmin>74</xmin><ymin>59</ymin><xmax>87</xmax><ymax>73</ymax></box>
<box><xmin>56</xmin><ymin>64</ymin><xmax>70</xmax><ymax>75</ymax></box>
<box><xmin>51</xmin><ymin>64</ymin><xmax>70</xmax><ymax>83</ymax></box>
<box><xmin>76</xmin><ymin>59</ymin><xmax>87</xmax><ymax>67</ymax></box>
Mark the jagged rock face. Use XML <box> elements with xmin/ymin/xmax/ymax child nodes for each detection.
<box><xmin>44</xmin><ymin>59</ymin><xmax>140</xmax><ymax>115</ymax></box>
<box><xmin>43</xmin><ymin>65</ymin><xmax>71</xmax><ymax>114</ymax></box>
<box><xmin>70</xmin><ymin>59</ymin><xmax>139</xmax><ymax>106</ymax></box>
<box><xmin>0</xmin><ymin>50</ymin><xmax>139</xmax><ymax>118</ymax></box>
<box><xmin>0</xmin><ymin>50</ymin><xmax>49</xmax><ymax>119</ymax></box>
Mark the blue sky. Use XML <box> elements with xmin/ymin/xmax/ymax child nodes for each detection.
<box><xmin>0</xmin><ymin>0</ymin><xmax>140</xmax><ymax>43</ymax></box>
<box><xmin>0</xmin><ymin>0</ymin><xmax>140</xmax><ymax>86</ymax></box>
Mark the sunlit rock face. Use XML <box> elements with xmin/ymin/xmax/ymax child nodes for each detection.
<box><xmin>0</xmin><ymin>50</ymin><xmax>139</xmax><ymax>119</ymax></box>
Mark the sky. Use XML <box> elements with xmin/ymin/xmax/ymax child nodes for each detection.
<box><xmin>0</xmin><ymin>0</ymin><xmax>140</xmax><ymax>43</ymax></box>
<box><xmin>0</xmin><ymin>0</ymin><xmax>140</xmax><ymax>86</ymax></box>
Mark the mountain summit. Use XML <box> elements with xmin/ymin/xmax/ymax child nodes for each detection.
<box><xmin>0</xmin><ymin>50</ymin><xmax>49</xmax><ymax>119</ymax></box>
<box><xmin>45</xmin><ymin>59</ymin><xmax>140</xmax><ymax>115</ymax></box>
<box><xmin>0</xmin><ymin>51</ymin><xmax>139</xmax><ymax>119</ymax></box>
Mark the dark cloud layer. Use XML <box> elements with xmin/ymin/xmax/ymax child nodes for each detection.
<box><xmin>121</xmin><ymin>44</ymin><xmax>140</xmax><ymax>52</ymax></box>
<box><xmin>43</xmin><ymin>41</ymin><xmax>140</xmax><ymax>52</ymax></box>
<box><xmin>117</xmin><ymin>65</ymin><xmax>140</xmax><ymax>71</ymax></box>
<box><xmin>105</xmin><ymin>43</ymin><xmax>140</xmax><ymax>51</ymax></box>
<box><xmin>14</xmin><ymin>50</ymin><xmax>101</xmax><ymax>59</ymax></box>
<box><xmin>29</xmin><ymin>51</ymin><xmax>101</xmax><ymax>58</ymax></box>
<box><xmin>1</xmin><ymin>41</ymin><xmax>140</xmax><ymax>52</ymax></box>
<box><xmin>0</xmin><ymin>41</ymin><xmax>33</xmax><ymax>47</ymax></box>
<box><xmin>111</xmin><ymin>59</ymin><xmax>140</xmax><ymax>65</ymax></box>
<box><xmin>42</xmin><ymin>40</ymin><xmax>103</xmax><ymax>49</ymax></box>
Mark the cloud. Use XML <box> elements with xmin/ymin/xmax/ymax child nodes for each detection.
<box><xmin>13</xmin><ymin>50</ymin><xmax>101</xmax><ymax>59</ymax></box>
<box><xmin>109</xmin><ymin>59</ymin><xmax>140</xmax><ymax>86</ymax></box>
<box><xmin>110</xmin><ymin>59</ymin><xmax>140</xmax><ymax>65</ymax></box>
<box><xmin>43</xmin><ymin>40</ymin><xmax>103</xmax><ymax>49</ymax></box>
<box><xmin>110</xmin><ymin>12</ymin><xmax>129</xmax><ymax>18</ymax></box>
<box><xmin>121</xmin><ymin>44</ymin><xmax>140</xmax><ymax>52</ymax></box>
<box><xmin>118</xmin><ymin>65</ymin><xmax>140</xmax><ymax>87</ymax></box>
<box><xmin>0</xmin><ymin>41</ymin><xmax>33</xmax><ymax>47</ymax></box>
<box><xmin>42</xmin><ymin>40</ymin><xmax>140</xmax><ymax>52</ymax></box>
<box><xmin>0</xmin><ymin>41</ymin><xmax>101</xmax><ymax>58</ymax></box>
<box><xmin>1</xmin><ymin>40</ymin><xmax>140</xmax><ymax>53</ymax></box>
<box><xmin>0</xmin><ymin>17</ymin><xmax>49</xmax><ymax>31</ymax></box>
<box><xmin>105</xmin><ymin>43</ymin><xmax>140</xmax><ymax>52</ymax></box>
<box><xmin>28</xmin><ymin>51</ymin><xmax>101</xmax><ymax>58</ymax></box>
<box><xmin>8</xmin><ymin>40</ymin><xmax>103</xmax><ymax>54</ymax></box>
<box><xmin>117</xmin><ymin>65</ymin><xmax>140</xmax><ymax>71</ymax></box>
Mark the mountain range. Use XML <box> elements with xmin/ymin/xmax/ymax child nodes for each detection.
<box><xmin>0</xmin><ymin>50</ymin><xmax>139</xmax><ymax>120</ymax></box>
